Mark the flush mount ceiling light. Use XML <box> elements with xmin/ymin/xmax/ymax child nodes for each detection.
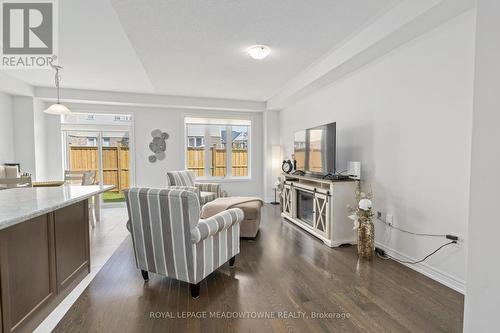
<box><xmin>44</xmin><ymin>64</ymin><xmax>72</xmax><ymax>115</ymax></box>
<box><xmin>246</xmin><ymin>45</ymin><xmax>271</xmax><ymax>60</ymax></box>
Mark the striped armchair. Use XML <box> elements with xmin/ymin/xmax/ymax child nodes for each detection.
<box><xmin>124</xmin><ymin>187</ymin><xmax>244</xmax><ymax>298</ymax></box>
<box><xmin>166</xmin><ymin>170</ymin><xmax>222</xmax><ymax>205</ymax></box>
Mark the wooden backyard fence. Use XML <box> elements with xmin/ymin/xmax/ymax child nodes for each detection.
<box><xmin>69</xmin><ymin>146</ymin><xmax>129</xmax><ymax>192</ymax></box>
<box><xmin>186</xmin><ymin>147</ymin><xmax>248</xmax><ymax>177</ymax></box>
<box><xmin>69</xmin><ymin>146</ymin><xmax>247</xmax><ymax>190</ymax></box>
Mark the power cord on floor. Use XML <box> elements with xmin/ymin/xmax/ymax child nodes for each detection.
<box><xmin>376</xmin><ymin>241</ymin><xmax>457</xmax><ymax>265</ymax></box>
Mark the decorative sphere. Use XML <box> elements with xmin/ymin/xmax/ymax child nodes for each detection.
<box><xmin>358</xmin><ymin>199</ymin><xmax>372</xmax><ymax>211</ymax></box>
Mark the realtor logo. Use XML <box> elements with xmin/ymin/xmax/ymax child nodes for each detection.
<box><xmin>1</xmin><ymin>0</ymin><xmax>58</xmax><ymax>68</ymax></box>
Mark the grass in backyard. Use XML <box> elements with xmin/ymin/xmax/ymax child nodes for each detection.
<box><xmin>103</xmin><ymin>191</ymin><xmax>125</xmax><ymax>203</ymax></box>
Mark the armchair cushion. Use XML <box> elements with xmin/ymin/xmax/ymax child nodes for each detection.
<box><xmin>168</xmin><ymin>185</ymin><xmax>199</xmax><ymax>197</ymax></box>
<box><xmin>166</xmin><ymin>171</ymin><xmax>223</xmax><ymax>205</ymax></box>
<box><xmin>167</xmin><ymin>185</ymin><xmax>198</xmax><ymax>191</ymax></box>
<box><xmin>200</xmin><ymin>191</ymin><xmax>217</xmax><ymax>205</ymax></box>
<box><xmin>191</xmin><ymin>208</ymin><xmax>244</xmax><ymax>243</ymax></box>
<box><xmin>195</xmin><ymin>183</ymin><xmax>221</xmax><ymax>197</ymax></box>
<box><xmin>166</xmin><ymin>170</ymin><xmax>195</xmax><ymax>187</ymax></box>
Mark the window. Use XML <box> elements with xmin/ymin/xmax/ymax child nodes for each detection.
<box><xmin>185</xmin><ymin>117</ymin><xmax>251</xmax><ymax>179</ymax></box>
<box><xmin>187</xmin><ymin>136</ymin><xmax>204</xmax><ymax>147</ymax></box>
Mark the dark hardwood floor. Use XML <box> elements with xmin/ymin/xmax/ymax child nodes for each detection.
<box><xmin>54</xmin><ymin>205</ymin><xmax>464</xmax><ymax>333</ymax></box>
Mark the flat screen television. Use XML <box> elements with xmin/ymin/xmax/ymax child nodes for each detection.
<box><xmin>294</xmin><ymin>122</ymin><xmax>336</xmax><ymax>176</ymax></box>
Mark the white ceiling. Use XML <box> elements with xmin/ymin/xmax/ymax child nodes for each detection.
<box><xmin>3</xmin><ymin>0</ymin><xmax>400</xmax><ymax>101</ymax></box>
<box><xmin>3</xmin><ymin>0</ymin><xmax>155</xmax><ymax>94</ymax></box>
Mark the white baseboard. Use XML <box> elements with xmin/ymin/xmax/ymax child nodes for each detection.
<box><xmin>330</xmin><ymin>239</ymin><xmax>356</xmax><ymax>247</ymax></box>
<box><xmin>264</xmin><ymin>197</ymin><xmax>275</xmax><ymax>203</ymax></box>
<box><xmin>375</xmin><ymin>242</ymin><xmax>465</xmax><ymax>294</ymax></box>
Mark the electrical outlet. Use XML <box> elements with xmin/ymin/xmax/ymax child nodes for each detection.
<box><xmin>446</xmin><ymin>233</ymin><xmax>460</xmax><ymax>242</ymax></box>
<box><xmin>386</xmin><ymin>214</ymin><xmax>394</xmax><ymax>226</ymax></box>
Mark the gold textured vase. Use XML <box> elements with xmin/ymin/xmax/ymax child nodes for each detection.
<box><xmin>358</xmin><ymin>221</ymin><xmax>375</xmax><ymax>259</ymax></box>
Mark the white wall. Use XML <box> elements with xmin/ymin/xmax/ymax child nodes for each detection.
<box><xmin>10</xmin><ymin>96</ymin><xmax>53</xmax><ymax>181</ymax></box>
<box><xmin>33</xmin><ymin>99</ymin><xmax>48</xmax><ymax>180</ymax></box>
<box><xmin>33</xmin><ymin>100</ymin><xmax>63</xmax><ymax>181</ymax></box>
<box><xmin>12</xmin><ymin>96</ymin><xmax>37</xmax><ymax>178</ymax></box>
<box><xmin>279</xmin><ymin>11</ymin><xmax>475</xmax><ymax>292</ymax></box>
<box><xmin>45</xmin><ymin>111</ymin><xmax>63</xmax><ymax>180</ymax></box>
<box><xmin>0</xmin><ymin>92</ymin><xmax>15</xmax><ymax>164</ymax></box>
<box><xmin>464</xmin><ymin>0</ymin><xmax>500</xmax><ymax>331</ymax></box>
<box><xmin>263</xmin><ymin>110</ymin><xmax>281</xmax><ymax>202</ymax></box>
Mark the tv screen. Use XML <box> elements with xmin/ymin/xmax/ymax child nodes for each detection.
<box><xmin>293</xmin><ymin>122</ymin><xmax>336</xmax><ymax>175</ymax></box>
<box><xmin>294</xmin><ymin>130</ymin><xmax>307</xmax><ymax>171</ymax></box>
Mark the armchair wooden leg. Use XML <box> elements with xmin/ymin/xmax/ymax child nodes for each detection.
<box><xmin>229</xmin><ymin>256</ymin><xmax>236</xmax><ymax>268</ymax></box>
<box><xmin>141</xmin><ymin>270</ymin><xmax>149</xmax><ymax>281</ymax></box>
<box><xmin>190</xmin><ymin>283</ymin><xmax>200</xmax><ymax>299</ymax></box>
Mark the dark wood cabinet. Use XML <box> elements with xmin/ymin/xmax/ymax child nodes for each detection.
<box><xmin>54</xmin><ymin>203</ymin><xmax>90</xmax><ymax>291</ymax></box>
<box><xmin>0</xmin><ymin>201</ymin><xmax>89</xmax><ymax>333</ymax></box>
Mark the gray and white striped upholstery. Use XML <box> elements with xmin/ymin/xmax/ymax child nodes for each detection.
<box><xmin>166</xmin><ymin>170</ymin><xmax>222</xmax><ymax>205</ymax></box>
<box><xmin>124</xmin><ymin>187</ymin><xmax>243</xmax><ymax>284</ymax></box>
<box><xmin>197</xmin><ymin>183</ymin><xmax>221</xmax><ymax>198</ymax></box>
<box><xmin>167</xmin><ymin>185</ymin><xmax>200</xmax><ymax>202</ymax></box>
<box><xmin>166</xmin><ymin>170</ymin><xmax>195</xmax><ymax>186</ymax></box>
<box><xmin>199</xmin><ymin>191</ymin><xmax>217</xmax><ymax>205</ymax></box>
<box><xmin>166</xmin><ymin>185</ymin><xmax>216</xmax><ymax>206</ymax></box>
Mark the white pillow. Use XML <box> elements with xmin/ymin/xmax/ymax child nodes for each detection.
<box><xmin>3</xmin><ymin>166</ymin><xmax>19</xmax><ymax>178</ymax></box>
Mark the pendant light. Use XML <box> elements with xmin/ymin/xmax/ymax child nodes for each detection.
<box><xmin>44</xmin><ymin>64</ymin><xmax>71</xmax><ymax>115</ymax></box>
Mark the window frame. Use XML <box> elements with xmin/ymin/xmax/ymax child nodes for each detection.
<box><xmin>184</xmin><ymin>117</ymin><xmax>252</xmax><ymax>181</ymax></box>
<box><xmin>196</xmin><ymin>137</ymin><xmax>204</xmax><ymax>147</ymax></box>
<box><xmin>187</xmin><ymin>136</ymin><xmax>206</xmax><ymax>148</ymax></box>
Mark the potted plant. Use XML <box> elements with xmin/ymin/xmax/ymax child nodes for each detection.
<box><xmin>348</xmin><ymin>187</ymin><xmax>375</xmax><ymax>259</ymax></box>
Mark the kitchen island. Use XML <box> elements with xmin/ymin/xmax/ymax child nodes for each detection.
<box><xmin>0</xmin><ymin>185</ymin><xmax>114</xmax><ymax>333</ymax></box>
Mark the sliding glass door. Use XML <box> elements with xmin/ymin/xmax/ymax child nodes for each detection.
<box><xmin>64</xmin><ymin>130</ymin><xmax>131</xmax><ymax>204</ymax></box>
<box><xmin>100</xmin><ymin>131</ymin><xmax>130</xmax><ymax>203</ymax></box>
<box><xmin>66</xmin><ymin>131</ymin><xmax>100</xmax><ymax>178</ymax></box>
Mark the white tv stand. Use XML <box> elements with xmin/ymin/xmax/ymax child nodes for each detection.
<box><xmin>281</xmin><ymin>173</ymin><xmax>358</xmax><ymax>247</ymax></box>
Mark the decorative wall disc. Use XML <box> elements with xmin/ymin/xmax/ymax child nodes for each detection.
<box><xmin>156</xmin><ymin>151</ymin><xmax>166</xmax><ymax>161</ymax></box>
<box><xmin>149</xmin><ymin>137</ymin><xmax>166</xmax><ymax>153</ymax></box>
<box><xmin>148</xmin><ymin>129</ymin><xmax>169</xmax><ymax>163</ymax></box>
<box><xmin>151</xmin><ymin>129</ymin><xmax>162</xmax><ymax>138</ymax></box>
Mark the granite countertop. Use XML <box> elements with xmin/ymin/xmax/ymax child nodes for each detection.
<box><xmin>0</xmin><ymin>184</ymin><xmax>115</xmax><ymax>230</ymax></box>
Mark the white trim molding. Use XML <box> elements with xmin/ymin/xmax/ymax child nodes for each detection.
<box><xmin>35</xmin><ymin>87</ymin><xmax>266</xmax><ymax>112</ymax></box>
<box><xmin>375</xmin><ymin>241</ymin><xmax>466</xmax><ymax>294</ymax></box>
